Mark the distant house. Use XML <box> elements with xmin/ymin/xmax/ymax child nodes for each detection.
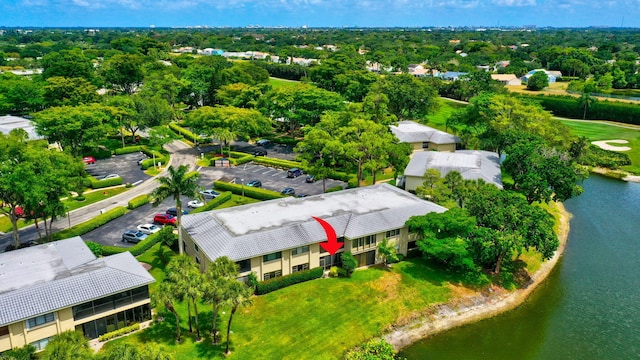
<box><xmin>0</xmin><ymin>115</ymin><xmax>43</xmax><ymax>141</ymax></box>
<box><xmin>402</xmin><ymin>150</ymin><xmax>503</xmax><ymax>192</ymax></box>
<box><xmin>0</xmin><ymin>68</ymin><xmax>43</xmax><ymax>76</ymax></box>
<box><xmin>390</xmin><ymin>121</ymin><xmax>461</xmax><ymax>152</ymax></box>
<box><xmin>521</xmin><ymin>69</ymin><xmax>559</xmax><ymax>83</ymax></box>
<box><xmin>491</xmin><ymin>74</ymin><xmax>522</xmax><ymax>86</ymax></box>
<box><xmin>0</xmin><ymin>237</ymin><xmax>154</xmax><ymax>352</ymax></box>
<box><xmin>202</xmin><ymin>48</ymin><xmax>224</xmax><ymax>56</ymax></box>
<box><xmin>440</xmin><ymin>71</ymin><xmax>468</xmax><ymax>81</ymax></box>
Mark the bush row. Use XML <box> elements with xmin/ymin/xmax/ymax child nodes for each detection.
<box><xmin>252</xmin><ymin>157</ymin><xmax>304</xmax><ymax>170</ymax></box>
<box><xmin>127</xmin><ymin>194</ymin><xmax>150</xmax><ymax>210</ymax></box>
<box><xmin>579</xmin><ymin>145</ymin><xmax>632</xmax><ymax>169</ymax></box>
<box><xmin>189</xmin><ymin>191</ymin><xmax>232</xmax><ymax>214</ymax></box>
<box><xmin>213</xmin><ymin>181</ymin><xmax>285</xmax><ymax>200</ymax></box>
<box><xmin>89</xmin><ymin>176</ymin><xmax>124</xmax><ymax>189</ymax></box>
<box><xmin>114</xmin><ymin>145</ymin><xmax>143</xmax><ymax>155</ymax></box>
<box><xmin>139</xmin><ymin>147</ymin><xmax>169</xmax><ymax>170</ymax></box>
<box><xmin>169</xmin><ymin>122</ymin><xmax>205</xmax><ymax>144</ymax></box>
<box><xmin>325</xmin><ymin>185</ymin><xmax>344</xmax><ymax>193</ymax></box>
<box><xmin>255</xmin><ymin>267</ymin><xmax>324</xmax><ymax>295</ymax></box>
<box><xmin>101</xmin><ymin>229</ymin><xmax>164</xmax><ymax>257</ymax></box>
<box><xmin>98</xmin><ymin>323</ymin><xmax>140</xmax><ymax>342</ymax></box>
<box><xmin>519</xmin><ymin>94</ymin><xmax>640</xmax><ymax>125</ymax></box>
<box><xmin>53</xmin><ymin>207</ymin><xmax>127</xmax><ymax>240</ymax></box>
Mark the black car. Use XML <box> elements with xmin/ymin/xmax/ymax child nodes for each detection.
<box><xmin>256</xmin><ymin>139</ymin><xmax>271</xmax><ymax>146</ymax></box>
<box><xmin>254</xmin><ymin>149</ymin><xmax>267</xmax><ymax>156</ymax></box>
<box><xmin>166</xmin><ymin>208</ymin><xmax>189</xmax><ymax>217</ymax></box>
<box><xmin>287</xmin><ymin>168</ymin><xmax>303</xmax><ymax>178</ymax></box>
<box><xmin>281</xmin><ymin>187</ymin><xmax>295</xmax><ymax>196</ymax></box>
<box><xmin>295</xmin><ymin>193</ymin><xmax>309</xmax><ymax>198</ymax></box>
<box><xmin>247</xmin><ymin>180</ymin><xmax>262</xmax><ymax>188</ymax></box>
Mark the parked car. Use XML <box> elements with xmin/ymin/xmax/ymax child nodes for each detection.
<box><xmin>295</xmin><ymin>193</ymin><xmax>309</xmax><ymax>198</ymax></box>
<box><xmin>281</xmin><ymin>187</ymin><xmax>296</xmax><ymax>196</ymax></box>
<box><xmin>256</xmin><ymin>139</ymin><xmax>271</xmax><ymax>146</ymax></box>
<box><xmin>82</xmin><ymin>156</ymin><xmax>95</xmax><ymax>165</ymax></box>
<box><xmin>153</xmin><ymin>213</ymin><xmax>177</xmax><ymax>226</ymax></box>
<box><xmin>187</xmin><ymin>200</ymin><xmax>205</xmax><ymax>208</ymax></box>
<box><xmin>254</xmin><ymin>149</ymin><xmax>267</xmax><ymax>156</ymax></box>
<box><xmin>287</xmin><ymin>168</ymin><xmax>303</xmax><ymax>178</ymax></box>
<box><xmin>122</xmin><ymin>230</ymin><xmax>148</xmax><ymax>243</ymax></box>
<box><xmin>199</xmin><ymin>189</ymin><xmax>220</xmax><ymax>198</ymax></box>
<box><xmin>4</xmin><ymin>240</ymin><xmax>39</xmax><ymax>252</ymax></box>
<box><xmin>101</xmin><ymin>174</ymin><xmax>121</xmax><ymax>180</ymax></box>
<box><xmin>246</xmin><ymin>180</ymin><xmax>262</xmax><ymax>188</ymax></box>
<box><xmin>137</xmin><ymin>223</ymin><xmax>161</xmax><ymax>235</ymax></box>
<box><xmin>305</xmin><ymin>175</ymin><xmax>315</xmax><ymax>183</ymax></box>
<box><xmin>166</xmin><ymin>208</ymin><xmax>189</xmax><ymax>216</ymax></box>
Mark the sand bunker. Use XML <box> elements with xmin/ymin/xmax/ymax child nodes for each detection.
<box><xmin>591</xmin><ymin>139</ymin><xmax>631</xmax><ymax>151</ymax></box>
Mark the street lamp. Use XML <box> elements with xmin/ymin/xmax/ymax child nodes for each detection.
<box><xmin>241</xmin><ymin>178</ymin><xmax>245</xmax><ymax>197</ymax></box>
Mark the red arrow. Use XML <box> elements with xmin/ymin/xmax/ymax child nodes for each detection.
<box><xmin>312</xmin><ymin>216</ymin><xmax>343</xmax><ymax>255</ymax></box>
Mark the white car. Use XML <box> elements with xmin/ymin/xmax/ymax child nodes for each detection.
<box><xmin>137</xmin><ymin>223</ymin><xmax>161</xmax><ymax>235</ymax></box>
<box><xmin>199</xmin><ymin>189</ymin><xmax>220</xmax><ymax>198</ymax></box>
<box><xmin>102</xmin><ymin>174</ymin><xmax>121</xmax><ymax>180</ymax></box>
<box><xmin>188</xmin><ymin>200</ymin><xmax>205</xmax><ymax>208</ymax></box>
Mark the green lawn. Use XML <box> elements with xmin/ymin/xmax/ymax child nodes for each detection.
<box><xmin>559</xmin><ymin>119</ymin><xmax>640</xmax><ymax>173</ymax></box>
<box><xmin>103</xmin><ymin>257</ymin><xmax>460</xmax><ymax>359</ymax></box>
<box><xmin>426</xmin><ymin>99</ymin><xmax>467</xmax><ymax>131</ymax></box>
<box><xmin>268</xmin><ymin>77</ymin><xmax>299</xmax><ymax>89</ymax></box>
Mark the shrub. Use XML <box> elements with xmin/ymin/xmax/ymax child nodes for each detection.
<box><xmin>247</xmin><ymin>272</ymin><xmax>259</xmax><ymax>291</ymax></box>
<box><xmin>168</xmin><ymin>122</ymin><xmax>205</xmax><ymax>144</ymax></box>
<box><xmin>255</xmin><ymin>267</ymin><xmax>324</xmax><ymax>295</ymax></box>
<box><xmin>341</xmin><ymin>252</ymin><xmax>358</xmax><ymax>277</ymax></box>
<box><xmin>347</xmin><ymin>177</ymin><xmax>359</xmax><ymax>189</ymax></box>
<box><xmin>98</xmin><ymin>323</ymin><xmax>140</xmax><ymax>342</ymax></box>
<box><xmin>86</xmin><ymin>241</ymin><xmax>103</xmax><ymax>257</ymax></box>
<box><xmin>127</xmin><ymin>194</ymin><xmax>150</xmax><ymax>210</ymax></box>
<box><xmin>325</xmin><ymin>185</ymin><xmax>344</xmax><ymax>193</ymax></box>
<box><xmin>213</xmin><ymin>181</ymin><xmax>285</xmax><ymax>200</ymax></box>
<box><xmin>345</xmin><ymin>339</ymin><xmax>397</xmax><ymax>360</ymax></box>
<box><xmin>189</xmin><ymin>191</ymin><xmax>232</xmax><ymax>214</ymax></box>
<box><xmin>102</xmin><ymin>230</ymin><xmax>164</xmax><ymax>257</ymax></box>
<box><xmin>53</xmin><ymin>207</ymin><xmax>127</xmax><ymax>240</ymax></box>
<box><xmin>114</xmin><ymin>145</ymin><xmax>143</xmax><ymax>155</ymax></box>
<box><xmin>579</xmin><ymin>145</ymin><xmax>631</xmax><ymax>169</ymax></box>
<box><xmin>89</xmin><ymin>176</ymin><xmax>124</xmax><ymax>189</ymax></box>
<box><xmin>252</xmin><ymin>157</ymin><xmax>305</xmax><ymax>171</ymax></box>
<box><xmin>329</xmin><ymin>266</ymin><xmax>340</xmax><ymax>278</ymax></box>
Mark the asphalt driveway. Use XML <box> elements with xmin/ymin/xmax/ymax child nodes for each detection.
<box><xmin>84</xmin><ymin>152</ymin><xmax>151</xmax><ymax>185</ymax></box>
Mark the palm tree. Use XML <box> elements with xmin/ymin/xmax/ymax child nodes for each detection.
<box><xmin>166</xmin><ymin>255</ymin><xmax>204</xmax><ymax>338</ymax></box>
<box><xmin>215</xmin><ymin>128</ymin><xmax>236</xmax><ymax>156</ymax></box>
<box><xmin>154</xmin><ymin>282</ymin><xmax>182</xmax><ymax>343</ymax></box>
<box><xmin>184</xmin><ymin>269</ymin><xmax>205</xmax><ymax>341</ymax></box>
<box><xmin>203</xmin><ymin>257</ymin><xmax>239</xmax><ymax>345</ymax></box>
<box><xmin>225</xmin><ymin>281</ymin><xmax>253</xmax><ymax>355</ymax></box>
<box><xmin>151</xmin><ymin>165</ymin><xmax>201</xmax><ymax>254</ymax></box>
<box><xmin>579</xmin><ymin>92</ymin><xmax>595</xmax><ymax>120</ymax></box>
<box><xmin>377</xmin><ymin>238</ymin><xmax>399</xmax><ymax>268</ymax></box>
<box><xmin>40</xmin><ymin>331</ymin><xmax>93</xmax><ymax>360</ymax></box>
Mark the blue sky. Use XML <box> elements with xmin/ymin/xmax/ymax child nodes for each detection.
<box><xmin>1</xmin><ymin>0</ymin><xmax>639</xmax><ymax>28</ymax></box>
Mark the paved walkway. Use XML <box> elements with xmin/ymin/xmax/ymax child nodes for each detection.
<box><xmin>0</xmin><ymin>140</ymin><xmax>198</xmax><ymax>249</ymax></box>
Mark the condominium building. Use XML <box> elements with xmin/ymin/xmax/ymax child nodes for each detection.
<box><xmin>180</xmin><ymin>183</ymin><xmax>446</xmax><ymax>281</ymax></box>
<box><xmin>0</xmin><ymin>237</ymin><xmax>154</xmax><ymax>352</ymax></box>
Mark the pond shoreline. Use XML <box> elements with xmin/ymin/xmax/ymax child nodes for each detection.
<box><xmin>384</xmin><ymin>202</ymin><xmax>571</xmax><ymax>351</ymax></box>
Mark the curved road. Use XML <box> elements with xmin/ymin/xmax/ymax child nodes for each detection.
<box><xmin>0</xmin><ymin>140</ymin><xmax>198</xmax><ymax>249</ymax></box>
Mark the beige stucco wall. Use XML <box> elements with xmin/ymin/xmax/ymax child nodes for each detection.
<box><xmin>404</xmin><ymin>175</ymin><xmax>424</xmax><ymax>192</ymax></box>
<box><xmin>409</xmin><ymin>142</ymin><xmax>457</xmax><ymax>153</ymax></box>
<box><xmin>0</xmin><ymin>308</ymin><xmax>75</xmax><ymax>352</ymax></box>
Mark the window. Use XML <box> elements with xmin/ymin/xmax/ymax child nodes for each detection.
<box><xmin>422</xmin><ymin>142</ymin><xmax>430</xmax><ymax>149</ymax></box>
<box><xmin>236</xmin><ymin>259</ymin><xmax>251</xmax><ymax>273</ymax></box>
<box><xmin>292</xmin><ymin>263</ymin><xmax>309</xmax><ymax>273</ymax></box>
<box><xmin>0</xmin><ymin>326</ymin><xmax>9</xmax><ymax>337</ymax></box>
<box><xmin>263</xmin><ymin>252</ymin><xmax>282</xmax><ymax>263</ymax></box>
<box><xmin>30</xmin><ymin>336</ymin><xmax>53</xmax><ymax>351</ymax></box>
<box><xmin>291</xmin><ymin>245</ymin><xmax>309</xmax><ymax>256</ymax></box>
<box><xmin>195</xmin><ymin>256</ymin><xmax>200</xmax><ymax>264</ymax></box>
<box><xmin>263</xmin><ymin>270</ymin><xmax>282</xmax><ymax>281</ymax></box>
<box><xmin>407</xmin><ymin>241</ymin><xmax>417</xmax><ymax>250</ymax></box>
<box><xmin>194</xmin><ymin>244</ymin><xmax>200</xmax><ymax>253</ymax></box>
<box><xmin>26</xmin><ymin>313</ymin><xmax>55</xmax><ymax>329</ymax></box>
<box><xmin>352</xmin><ymin>235</ymin><xmax>376</xmax><ymax>250</ymax></box>
<box><xmin>385</xmin><ymin>229</ymin><xmax>401</xmax><ymax>238</ymax></box>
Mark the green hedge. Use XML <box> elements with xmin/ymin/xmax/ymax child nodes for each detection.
<box><xmin>256</xmin><ymin>267</ymin><xmax>324</xmax><ymax>295</ymax></box>
<box><xmin>252</xmin><ymin>157</ymin><xmax>304</xmax><ymax>170</ymax></box>
<box><xmin>519</xmin><ymin>94</ymin><xmax>640</xmax><ymax>125</ymax></box>
<box><xmin>98</xmin><ymin>323</ymin><xmax>140</xmax><ymax>342</ymax></box>
<box><xmin>189</xmin><ymin>191</ymin><xmax>233</xmax><ymax>214</ymax></box>
<box><xmin>89</xmin><ymin>176</ymin><xmax>124</xmax><ymax>189</ymax></box>
<box><xmin>53</xmin><ymin>206</ymin><xmax>127</xmax><ymax>240</ymax></box>
<box><xmin>325</xmin><ymin>185</ymin><xmax>344</xmax><ymax>193</ymax></box>
<box><xmin>213</xmin><ymin>181</ymin><xmax>285</xmax><ymax>200</ymax></box>
<box><xmin>101</xmin><ymin>229</ymin><xmax>164</xmax><ymax>256</ymax></box>
<box><xmin>169</xmin><ymin>122</ymin><xmax>206</xmax><ymax>144</ymax></box>
<box><xmin>127</xmin><ymin>194</ymin><xmax>150</xmax><ymax>210</ymax></box>
<box><xmin>114</xmin><ymin>145</ymin><xmax>143</xmax><ymax>155</ymax></box>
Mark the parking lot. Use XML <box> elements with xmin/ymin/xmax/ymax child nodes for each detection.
<box><xmin>197</xmin><ymin>140</ymin><xmax>296</xmax><ymax>161</ymax></box>
<box><xmin>84</xmin><ymin>152</ymin><xmax>151</xmax><ymax>185</ymax></box>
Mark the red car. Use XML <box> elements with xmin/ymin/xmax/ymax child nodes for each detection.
<box><xmin>82</xmin><ymin>156</ymin><xmax>96</xmax><ymax>165</ymax></box>
<box><xmin>153</xmin><ymin>213</ymin><xmax>177</xmax><ymax>226</ymax></box>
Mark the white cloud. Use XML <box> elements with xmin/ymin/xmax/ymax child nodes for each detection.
<box><xmin>491</xmin><ymin>0</ymin><xmax>536</xmax><ymax>6</ymax></box>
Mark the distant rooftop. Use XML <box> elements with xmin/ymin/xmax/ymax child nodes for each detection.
<box><xmin>0</xmin><ymin>237</ymin><xmax>154</xmax><ymax>326</ymax></box>
<box><xmin>182</xmin><ymin>183</ymin><xmax>447</xmax><ymax>262</ymax></box>
<box><xmin>0</xmin><ymin>115</ymin><xmax>44</xmax><ymax>141</ymax></box>
<box><xmin>390</xmin><ymin>121</ymin><xmax>461</xmax><ymax>145</ymax></box>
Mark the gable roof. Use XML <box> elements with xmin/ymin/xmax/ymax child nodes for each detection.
<box><xmin>390</xmin><ymin>121</ymin><xmax>461</xmax><ymax>145</ymax></box>
<box><xmin>404</xmin><ymin>150</ymin><xmax>503</xmax><ymax>189</ymax></box>
<box><xmin>0</xmin><ymin>237</ymin><xmax>154</xmax><ymax>326</ymax></box>
<box><xmin>182</xmin><ymin>183</ymin><xmax>447</xmax><ymax>262</ymax></box>
<box><xmin>0</xmin><ymin>115</ymin><xmax>44</xmax><ymax>141</ymax></box>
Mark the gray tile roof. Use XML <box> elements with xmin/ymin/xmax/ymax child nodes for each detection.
<box><xmin>182</xmin><ymin>183</ymin><xmax>447</xmax><ymax>262</ymax></box>
<box><xmin>390</xmin><ymin>121</ymin><xmax>461</xmax><ymax>145</ymax></box>
<box><xmin>404</xmin><ymin>150</ymin><xmax>503</xmax><ymax>189</ymax></box>
<box><xmin>0</xmin><ymin>115</ymin><xmax>44</xmax><ymax>141</ymax></box>
<box><xmin>0</xmin><ymin>237</ymin><xmax>155</xmax><ymax>326</ymax></box>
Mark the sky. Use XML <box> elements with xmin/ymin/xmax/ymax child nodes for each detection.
<box><xmin>1</xmin><ymin>0</ymin><xmax>640</xmax><ymax>28</ymax></box>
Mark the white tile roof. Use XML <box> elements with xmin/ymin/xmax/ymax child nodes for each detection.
<box><xmin>404</xmin><ymin>150</ymin><xmax>503</xmax><ymax>189</ymax></box>
<box><xmin>0</xmin><ymin>237</ymin><xmax>154</xmax><ymax>326</ymax></box>
<box><xmin>390</xmin><ymin>121</ymin><xmax>461</xmax><ymax>145</ymax></box>
<box><xmin>0</xmin><ymin>115</ymin><xmax>44</xmax><ymax>141</ymax></box>
<box><xmin>182</xmin><ymin>183</ymin><xmax>447</xmax><ymax>262</ymax></box>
